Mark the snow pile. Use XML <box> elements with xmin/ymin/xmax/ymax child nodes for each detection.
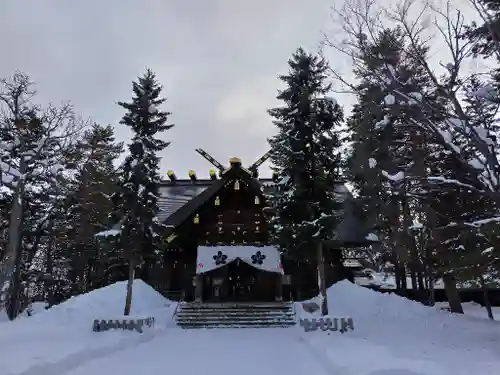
<box><xmin>27</xmin><ymin>279</ymin><xmax>171</xmax><ymax>325</ymax></box>
<box><xmin>0</xmin><ymin>310</ymin><xmax>8</xmax><ymax>322</ymax></box>
<box><xmin>299</xmin><ymin>280</ymin><xmax>500</xmax><ymax>375</ymax></box>
<box><xmin>1</xmin><ymin>280</ymin><xmax>176</xmax><ymax>375</ymax></box>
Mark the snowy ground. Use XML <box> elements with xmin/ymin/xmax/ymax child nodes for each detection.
<box><xmin>298</xmin><ymin>281</ymin><xmax>500</xmax><ymax>375</ymax></box>
<box><xmin>0</xmin><ymin>280</ymin><xmax>175</xmax><ymax>375</ymax></box>
<box><xmin>434</xmin><ymin>301</ymin><xmax>500</xmax><ymax>319</ymax></box>
<box><xmin>2</xmin><ymin>280</ymin><xmax>500</xmax><ymax>375</ymax></box>
<box><xmin>355</xmin><ymin>272</ymin><xmax>446</xmax><ymax>289</ymax></box>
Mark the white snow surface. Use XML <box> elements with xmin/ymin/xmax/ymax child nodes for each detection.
<box><xmin>434</xmin><ymin>301</ymin><xmax>500</xmax><ymax>319</ymax></box>
<box><xmin>37</xmin><ymin>279</ymin><xmax>170</xmax><ymax>323</ymax></box>
<box><xmin>0</xmin><ymin>279</ymin><xmax>174</xmax><ymax>375</ymax></box>
<box><xmin>297</xmin><ymin>280</ymin><xmax>500</xmax><ymax>375</ymax></box>
<box><xmin>384</xmin><ymin>94</ymin><xmax>396</xmax><ymax>105</ymax></box>
<box><xmin>95</xmin><ymin>228</ymin><xmax>120</xmax><ymax>237</ymax></box>
<box><xmin>356</xmin><ymin>271</ymin><xmax>446</xmax><ymax>289</ymax></box>
<box><xmin>2</xmin><ymin>279</ymin><xmax>500</xmax><ymax>375</ymax></box>
<box><xmin>368</xmin><ymin>157</ymin><xmax>377</xmax><ymax>168</ymax></box>
<box><xmin>382</xmin><ymin>170</ymin><xmax>405</xmax><ymax>182</ymax></box>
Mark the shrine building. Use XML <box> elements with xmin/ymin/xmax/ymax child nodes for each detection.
<box><xmin>151</xmin><ymin>149</ymin><xmax>374</xmax><ymax>303</ymax></box>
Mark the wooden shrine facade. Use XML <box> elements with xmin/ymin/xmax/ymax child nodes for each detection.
<box><xmin>154</xmin><ymin>151</ymin><xmax>375</xmax><ymax>302</ymax></box>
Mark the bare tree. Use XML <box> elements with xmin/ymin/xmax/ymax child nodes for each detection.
<box><xmin>0</xmin><ymin>72</ymin><xmax>83</xmax><ymax>318</ymax></box>
<box><xmin>323</xmin><ymin>0</ymin><xmax>500</xmax><ymax>312</ymax></box>
<box><xmin>327</xmin><ymin>0</ymin><xmax>500</xmax><ymax>208</ymax></box>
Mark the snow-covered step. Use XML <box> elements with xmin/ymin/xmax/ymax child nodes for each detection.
<box><xmin>179</xmin><ymin>323</ymin><xmax>295</xmax><ymax>329</ymax></box>
<box><xmin>175</xmin><ymin>302</ymin><xmax>296</xmax><ymax>329</ymax></box>
<box><xmin>175</xmin><ymin>311</ymin><xmax>295</xmax><ymax>317</ymax></box>
<box><xmin>178</xmin><ymin>321</ymin><xmax>296</xmax><ymax>326</ymax></box>
<box><xmin>176</xmin><ymin>316</ymin><xmax>295</xmax><ymax>323</ymax></box>
<box><xmin>179</xmin><ymin>303</ymin><xmax>293</xmax><ymax>310</ymax></box>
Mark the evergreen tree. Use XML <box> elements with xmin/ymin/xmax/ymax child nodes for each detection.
<box><xmin>464</xmin><ymin>0</ymin><xmax>500</xmax><ymax>61</ymax></box>
<box><xmin>64</xmin><ymin>123</ymin><xmax>123</xmax><ymax>296</ymax></box>
<box><xmin>112</xmin><ymin>69</ymin><xmax>173</xmax><ymax>315</ymax></box>
<box><xmin>268</xmin><ymin>48</ymin><xmax>344</xmax><ymax>315</ymax></box>
<box><xmin>345</xmin><ymin>28</ymin><xmax>438</xmax><ymax>290</ymax></box>
<box><xmin>344</xmin><ymin>27</ymin><xmax>479</xmax><ymax>310</ymax></box>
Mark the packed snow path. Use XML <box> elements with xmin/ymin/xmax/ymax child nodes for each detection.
<box><xmin>54</xmin><ymin>329</ymin><xmax>332</xmax><ymax>375</ymax></box>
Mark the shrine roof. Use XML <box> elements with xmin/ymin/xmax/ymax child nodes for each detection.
<box><xmin>157</xmin><ymin>172</ymin><xmax>374</xmax><ymax>247</ymax></box>
<box><xmin>100</xmin><ymin>171</ymin><xmax>375</xmax><ymax>247</ymax></box>
<box><xmin>157</xmin><ymin>177</ymin><xmax>350</xmax><ymax>224</ymax></box>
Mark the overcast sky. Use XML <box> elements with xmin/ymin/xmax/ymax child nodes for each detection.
<box><xmin>1</xmin><ymin>0</ymin><xmax>476</xmax><ymax>178</ymax></box>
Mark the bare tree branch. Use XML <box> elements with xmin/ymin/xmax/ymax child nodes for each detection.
<box><xmin>0</xmin><ymin>72</ymin><xmax>87</xmax><ymax>316</ymax></box>
<box><xmin>325</xmin><ymin>0</ymin><xmax>500</xmax><ymax>202</ymax></box>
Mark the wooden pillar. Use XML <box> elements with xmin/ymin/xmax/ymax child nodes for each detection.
<box><xmin>317</xmin><ymin>241</ymin><xmax>328</xmax><ymax>316</ymax></box>
<box><xmin>275</xmin><ymin>274</ymin><xmax>283</xmax><ymax>302</ymax></box>
<box><xmin>194</xmin><ymin>273</ymin><xmax>203</xmax><ymax>302</ymax></box>
<box><xmin>163</xmin><ymin>252</ymin><xmax>174</xmax><ymax>293</ymax></box>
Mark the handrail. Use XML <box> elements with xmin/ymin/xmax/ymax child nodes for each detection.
<box><xmin>170</xmin><ymin>290</ymin><xmax>185</xmax><ymax>325</ymax></box>
<box><xmin>172</xmin><ymin>302</ymin><xmax>181</xmax><ymax>324</ymax></box>
<box><xmin>290</xmin><ymin>292</ymin><xmax>297</xmax><ymax>321</ymax></box>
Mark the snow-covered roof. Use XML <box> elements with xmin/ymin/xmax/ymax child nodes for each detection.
<box><xmin>156</xmin><ymin>178</ymin><xmax>352</xmax><ymax>223</ymax></box>
<box><xmin>157</xmin><ymin>184</ymin><xmax>209</xmax><ymax>222</ymax></box>
<box><xmin>98</xmin><ymin>175</ymin><xmax>371</xmax><ymax>246</ymax></box>
<box><xmin>343</xmin><ymin>259</ymin><xmax>363</xmax><ymax>268</ymax></box>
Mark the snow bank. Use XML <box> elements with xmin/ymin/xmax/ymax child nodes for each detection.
<box><xmin>301</xmin><ymin>280</ymin><xmax>500</xmax><ymax>343</ymax></box>
<box><xmin>29</xmin><ymin>279</ymin><xmax>170</xmax><ymax>324</ymax></box>
<box><xmin>298</xmin><ymin>280</ymin><xmax>500</xmax><ymax>375</ymax></box>
<box><xmin>1</xmin><ymin>279</ymin><xmax>176</xmax><ymax>375</ymax></box>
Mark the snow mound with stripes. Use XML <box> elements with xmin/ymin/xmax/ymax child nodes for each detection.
<box><xmin>30</xmin><ymin>279</ymin><xmax>170</xmax><ymax>325</ymax></box>
<box><xmin>299</xmin><ymin>280</ymin><xmax>500</xmax><ymax>375</ymax></box>
<box><xmin>1</xmin><ymin>279</ymin><xmax>175</xmax><ymax>375</ymax></box>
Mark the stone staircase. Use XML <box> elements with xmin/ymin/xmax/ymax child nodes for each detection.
<box><xmin>174</xmin><ymin>301</ymin><xmax>296</xmax><ymax>329</ymax></box>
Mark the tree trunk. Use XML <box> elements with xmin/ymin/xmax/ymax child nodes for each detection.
<box><xmin>416</xmin><ymin>270</ymin><xmax>426</xmax><ymax>304</ymax></box>
<box><xmin>479</xmin><ymin>274</ymin><xmax>494</xmax><ymax>320</ymax></box>
<box><xmin>0</xmin><ymin>159</ymin><xmax>26</xmax><ymax>313</ymax></box>
<box><xmin>45</xmin><ymin>223</ymin><xmax>55</xmax><ymax>307</ymax></box>
<box><xmin>424</xmin><ymin>236</ymin><xmax>435</xmax><ymax>306</ymax></box>
<box><xmin>417</xmin><ymin>270</ymin><xmax>425</xmax><ymax>290</ymax></box>
<box><xmin>410</xmin><ymin>268</ymin><xmax>417</xmax><ymax>291</ymax></box>
<box><xmin>399</xmin><ymin>263</ymin><xmax>408</xmax><ymax>290</ymax></box>
<box><xmin>317</xmin><ymin>241</ymin><xmax>328</xmax><ymax>316</ymax></box>
<box><xmin>393</xmin><ymin>254</ymin><xmax>402</xmax><ymax>289</ymax></box>
<box><xmin>7</xmin><ymin>231</ymin><xmax>24</xmax><ymax>320</ymax></box>
<box><xmin>442</xmin><ymin>272</ymin><xmax>463</xmax><ymax>314</ymax></box>
<box><xmin>124</xmin><ymin>257</ymin><xmax>136</xmax><ymax>316</ymax></box>
<box><xmin>400</xmin><ymin>194</ymin><xmax>411</xmax><ymax>293</ymax></box>
<box><xmin>428</xmin><ymin>275</ymin><xmax>435</xmax><ymax>306</ymax></box>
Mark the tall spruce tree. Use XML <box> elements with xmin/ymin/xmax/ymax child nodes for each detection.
<box><xmin>113</xmin><ymin>69</ymin><xmax>173</xmax><ymax>315</ymax></box>
<box><xmin>268</xmin><ymin>48</ymin><xmax>344</xmax><ymax>315</ymax></box>
<box><xmin>64</xmin><ymin>123</ymin><xmax>123</xmax><ymax>296</ymax></box>
<box><xmin>345</xmin><ymin>28</ymin><xmax>436</xmax><ymax>290</ymax></box>
<box><xmin>346</xmin><ymin>26</ymin><xmax>491</xmax><ymax>311</ymax></box>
